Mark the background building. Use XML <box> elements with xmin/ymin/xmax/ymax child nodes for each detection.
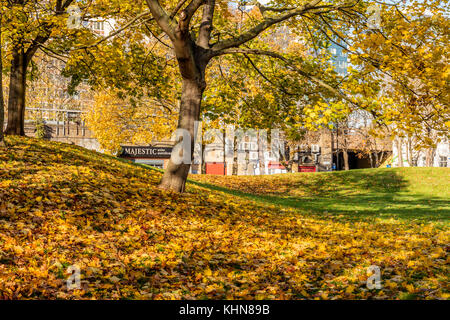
<box><xmin>330</xmin><ymin>42</ymin><xmax>348</xmax><ymax>77</ymax></box>
<box><xmin>392</xmin><ymin>138</ymin><xmax>449</xmax><ymax>168</ymax></box>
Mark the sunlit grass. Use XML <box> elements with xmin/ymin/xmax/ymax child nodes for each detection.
<box><xmin>190</xmin><ymin>167</ymin><xmax>450</xmax><ymax>224</ymax></box>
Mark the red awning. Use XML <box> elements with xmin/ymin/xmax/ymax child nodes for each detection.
<box><xmin>298</xmin><ymin>166</ymin><xmax>316</xmax><ymax>172</ymax></box>
<box><xmin>268</xmin><ymin>162</ymin><xmax>286</xmax><ymax>169</ymax></box>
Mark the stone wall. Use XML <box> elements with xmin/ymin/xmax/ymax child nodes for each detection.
<box><xmin>24</xmin><ymin>122</ymin><xmax>102</xmax><ymax>152</ymax></box>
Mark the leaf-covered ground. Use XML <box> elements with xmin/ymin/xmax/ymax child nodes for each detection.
<box><xmin>0</xmin><ymin>137</ymin><xmax>448</xmax><ymax>299</ymax></box>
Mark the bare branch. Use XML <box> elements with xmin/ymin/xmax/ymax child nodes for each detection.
<box><xmin>144</xmin><ymin>24</ymin><xmax>173</xmax><ymax>49</ymax></box>
<box><xmin>212</xmin><ymin>0</ymin><xmax>331</xmax><ymax>52</ymax></box>
<box><xmin>73</xmin><ymin>12</ymin><xmax>153</xmax><ymax>51</ymax></box>
<box><xmin>250</xmin><ymin>1</ymin><xmax>296</xmax><ymax>15</ymax></box>
<box><xmin>213</xmin><ymin>48</ymin><xmax>359</xmax><ymax>107</ymax></box>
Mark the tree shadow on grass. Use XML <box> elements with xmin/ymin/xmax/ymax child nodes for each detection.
<box><xmin>188</xmin><ymin>170</ymin><xmax>450</xmax><ymax>224</ymax></box>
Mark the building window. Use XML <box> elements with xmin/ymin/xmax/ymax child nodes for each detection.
<box><xmin>249</xmin><ymin>152</ymin><xmax>258</xmax><ymax>160</ymax></box>
<box><xmin>91</xmin><ymin>21</ymin><xmax>104</xmax><ymax>31</ymax></box>
<box><xmin>439</xmin><ymin>156</ymin><xmax>447</xmax><ymax>167</ymax></box>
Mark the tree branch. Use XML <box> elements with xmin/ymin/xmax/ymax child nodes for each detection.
<box><xmin>211</xmin><ymin>0</ymin><xmax>329</xmax><ymax>52</ymax></box>
<box><xmin>213</xmin><ymin>48</ymin><xmax>359</xmax><ymax>107</ymax></box>
<box><xmin>73</xmin><ymin>12</ymin><xmax>153</xmax><ymax>50</ymax></box>
<box><xmin>145</xmin><ymin>0</ymin><xmax>176</xmax><ymax>40</ymax></box>
<box><xmin>169</xmin><ymin>0</ymin><xmax>189</xmax><ymax>19</ymax></box>
<box><xmin>196</xmin><ymin>0</ymin><xmax>215</xmax><ymax>48</ymax></box>
<box><xmin>24</xmin><ymin>0</ymin><xmax>76</xmax><ymax>60</ymax></box>
<box><xmin>178</xmin><ymin>0</ymin><xmax>204</xmax><ymax>32</ymax></box>
<box><xmin>244</xmin><ymin>54</ymin><xmax>297</xmax><ymax>96</ymax></box>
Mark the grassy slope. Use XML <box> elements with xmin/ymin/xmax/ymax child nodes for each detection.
<box><xmin>190</xmin><ymin>167</ymin><xmax>450</xmax><ymax>223</ymax></box>
<box><xmin>0</xmin><ymin>137</ymin><xmax>448</xmax><ymax>300</ymax></box>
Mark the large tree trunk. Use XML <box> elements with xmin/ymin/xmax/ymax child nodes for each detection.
<box><xmin>148</xmin><ymin>0</ymin><xmax>213</xmax><ymax>192</ymax></box>
<box><xmin>5</xmin><ymin>49</ymin><xmax>28</xmax><ymax>136</ymax></box>
<box><xmin>159</xmin><ymin>78</ymin><xmax>204</xmax><ymax>192</ymax></box>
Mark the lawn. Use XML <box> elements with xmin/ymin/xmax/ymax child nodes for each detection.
<box><xmin>190</xmin><ymin>167</ymin><xmax>450</xmax><ymax>224</ymax></box>
<box><xmin>0</xmin><ymin>137</ymin><xmax>448</xmax><ymax>299</ymax></box>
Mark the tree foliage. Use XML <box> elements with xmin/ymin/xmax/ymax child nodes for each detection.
<box><xmin>347</xmin><ymin>0</ymin><xmax>449</xmax><ymax>147</ymax></box>
<box><xmin>84</xmin><ymin>89</ymin><xmax>178</xmax><ymax>154</ymax></box>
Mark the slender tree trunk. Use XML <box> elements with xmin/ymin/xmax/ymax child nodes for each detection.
<box><xmin>343</xmin><ymin>149</ymin><xmax>349</xmax><ymax>170</ymax></box>
<box><xmin>0</xmin><ymin>25</ymin><xmax>4</xmax><ymax>146</ymax></box>
<box><xmin>223</xmin><ymin>130</ymin><xmax>226</xmax><ymax>175</ymax></box>
<box><xmin>406</xmin><ymin>136</ymin><xmax>413</xmax><ymax>166</ymax></box>
<box><xmin>397</xmin><ymin>138</ymin><xmax>403</xmax><ymax>167</ymax></box>
<box><xmin>426</xmin><ymin>148</ymin><xmax>436</xmax><ymax>167</ymax></box>
<box><xmin>368</xmin><ymin>152</ymin><xmax>374</xmax><ymax>168</ymax></box>
<box><xmin>159</xmin><ymin>78</ymin><xmax>204</xmax><ymax>192</ymax></box>
<box><xmin>257</xmin><ymin>130</ymin><xmax>266</xmax><ymax>175</ymax></box>
<box><xmin>201</xmin><ymin>143</ymin><xmax>206</xmax><ymax>174</ymax></box>
<box><xmin>380</xmin><ymin>151</ymin><xmax>387</xmax><ymax>167</ymax></box>
<box><xmin>374</xmin><ymin>151</ymin><xmax>379</xmax><ymax>168</ymax></box>
<box><xmin>5</xmin><ymin>49</ymin><xmax>28</xmax><ymax>136</ymax></box>
<box><xmin>233</xmin><ymin>135</ymin><xmax>238</xmax><ymax>175</ymax></box>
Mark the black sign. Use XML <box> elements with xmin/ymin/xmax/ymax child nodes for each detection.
<box><xmin>120</xmin><ymin>146</ymin><xmax>173</xmax><ymax>159</ymax></box>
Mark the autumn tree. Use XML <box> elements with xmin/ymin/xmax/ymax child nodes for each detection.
<box><xmin>348</xmin><ymin>0</ymin><xmax>449</xmax><ymax>153</ymax></box>
<box><xmin>0</xmin><ymin>0</ymin><xmax>83</xmax><ymax>135</ymax></box>
<box><xmin>59</xmin><ymin>4</ymin><xmax>182</xmax><ymax>153</ymax></box>
<box><xmin>84</xmin><ymin>89</ymin><xmax>178</xmax><ymax>154</ymax></box>
<box><xmin>141</xmin><ymin>0</ymin><xmax>385</xmax><ymax>192</ymax></box>
<box><xmin>1</xmin><ymin>0</ymin><xmax>138</xmax><ymax>136</ymax></box>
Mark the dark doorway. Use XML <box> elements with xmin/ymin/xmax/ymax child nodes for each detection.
<box><xmin>333</xmin><ymin>151</ymin><xmax>371</xmax><ymax>170</ymax></box>
<box><xmin>333</xmin><ymin>151</ymin><xmax>391</xmax><ymax>170</ymax></box>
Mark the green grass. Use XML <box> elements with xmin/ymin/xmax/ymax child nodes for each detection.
<box><xmin>189</xmin><ymin>167</ymin><xmax>450</xmax><ymax>224</ymax></box>
<box><xmin>104</xmin><ymin>148</ymin><xmax>450</xmax><ymax>225</ymax></box>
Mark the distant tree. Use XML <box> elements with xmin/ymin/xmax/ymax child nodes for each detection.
<box><xmin>84</xmin><ymin>88</ymin><xmax>178</xmax><ymax>154</ymax></box>
<box><xmin>350</xmin><ymin>0</ymin><xmax>449</xmax><ymax>150</ymax></box>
